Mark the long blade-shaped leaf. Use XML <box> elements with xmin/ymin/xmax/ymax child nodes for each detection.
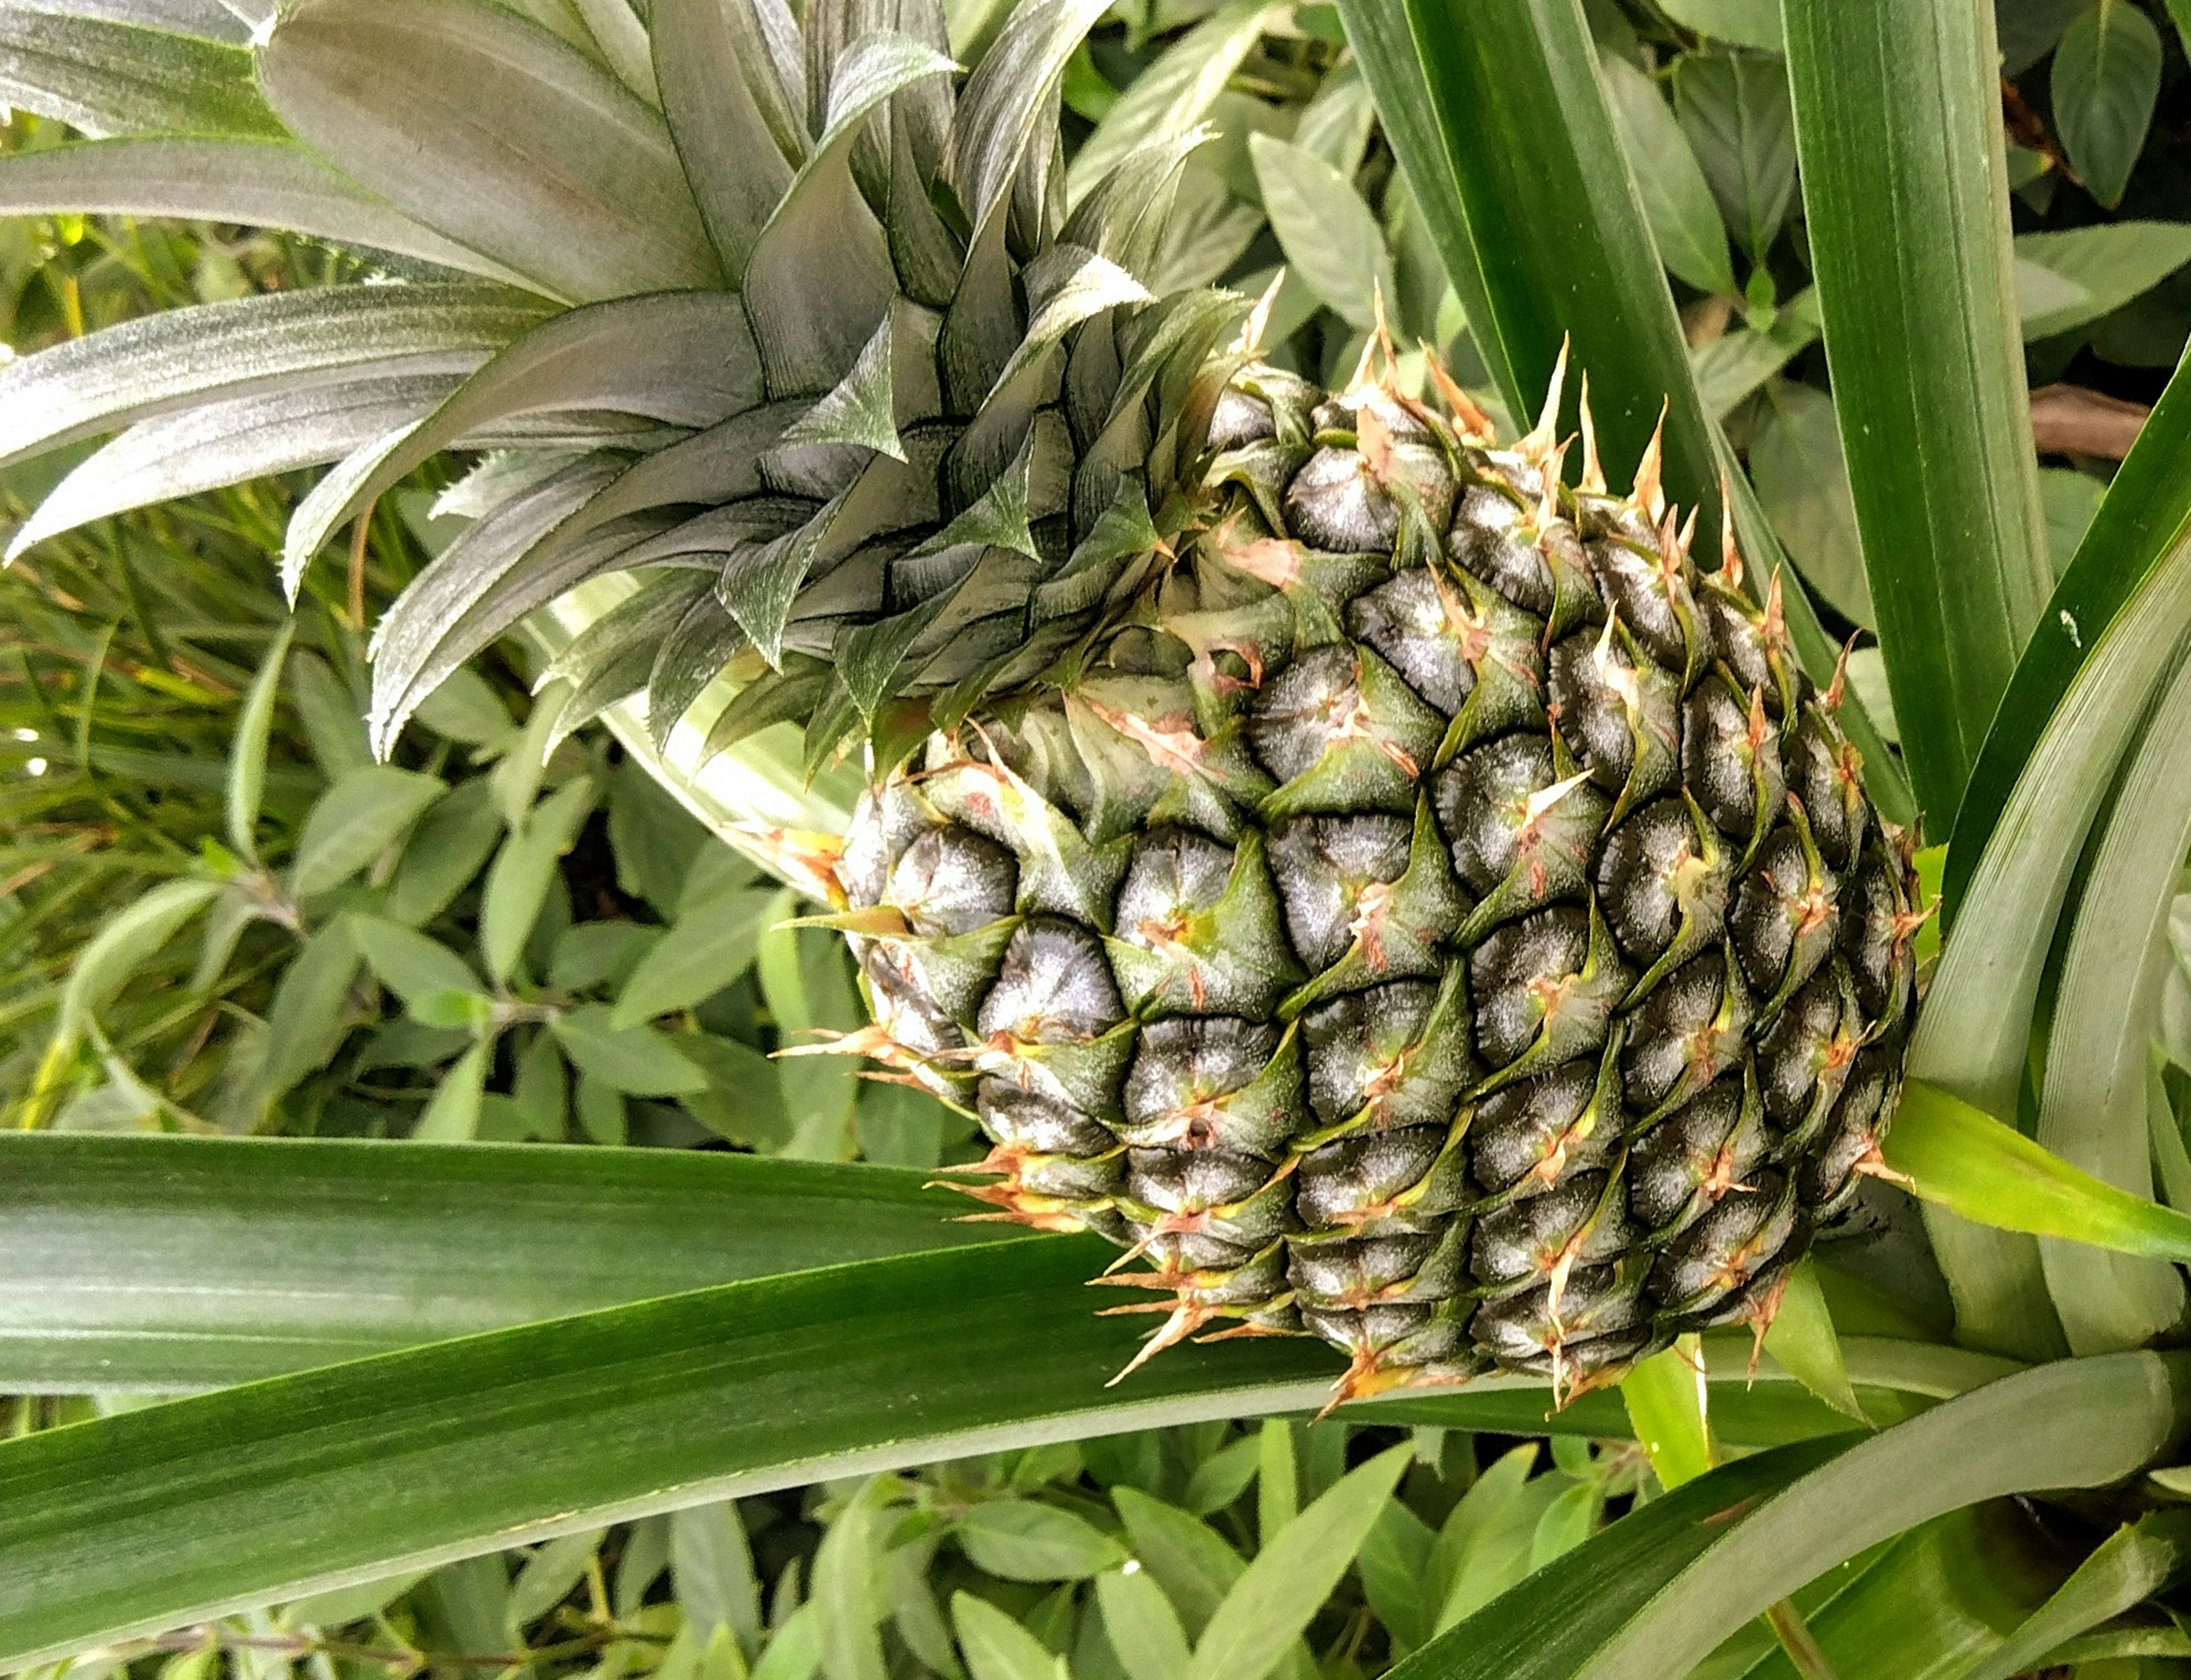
<box><xmin>1336</xmin><ymin>0</ymin><xmax>1912</xmax><ymax>826</ymax></box>
<box><xmin>1389</xmin><ymin>1351</ymin><xmax>2188</xmax><ymax>1679</ymax></box>
<box><xmin>257</xmin><ymin>0</ymin><xmax>721</xmax><ymax>304</ymax></box>
<box><xmin>0</xmin><ymin>1134</ymin><xmax>1018</xmax><ymax>1391</ymax></box>
<box><xmin>0</xmin><ymin>5</ymin><xmax>280</xmax><ymax>137</ymax></box>
<box><xmin>0</xmin><ymin>138</ymin><xmax>539</xmax><ymax>289</ymax></box>
<box><xmin>1780</xmin><ymin>0</ymin><xmax>2051</xmax><ymax>830</ymax></box>
<box><xmin>1966</xmin><ymin>1509</ymin><xmax>2191</xmax><ymax>1680</ymax></box>
<box><xmin>651</xmin><ymin>0</ymin><xmax>801</xmax><ymax>282</ymax></box>
<box><xmin>0</xmin><ymin>284</ymin><xmax>546</xmax><ymax>484</ymax></box>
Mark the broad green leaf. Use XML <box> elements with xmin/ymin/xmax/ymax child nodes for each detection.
<box><xmin>1781</xmin><ymin>0</ymin><xmax>2051</xmax><ymax>829</ymax></box>
<box><xmin>1113</xmin><ymin>1490</ymin><xmax>1243</xmax><ymax>1641</ymax></box>
<box><xmin>672</xmin><ymin>1503</ymin><xmax>762</xmax><ymax>1655</ymax></box>
<box><xmin>0</xmin><ymin>138</ymin><xmax>537</xmax><ymax>288</ymax></box>
<box><xmin>1747</xmin><ymin>379</ymin><xmax>1872</xmax><ymax>628</ymax></box>
<box><xmin>1184</xmin><ymin>1445</ymin><xmax>1407</xmax><ymax>1680</ymax></box>
<box><xmin>1390</xmin><ymin>1352</ymin><xmax>2186</xmax><ymax>1679</ymax></box>
<box><xmin>2017</xmin><ymin>221</ymin><xmax>2191</xmax><ymax>342</ymax></box>
<box><xmin>386</xmin><ymin>780</ymin><xmax>504</xmax><ymax>927</ymax></box>
<box><xmin>1356</xmin><ymin>1499</ymin><xmax>1435</xmax><ymax>1656</ymax></box>
<box><xmin>1181</xmin><ymin>1433</ymin><xmax>1259</xmax><ymax>1517</ymax></box>
<box><xmin>1669</xmin><ymin>54</ymin><xmax>1794</xmax><ymax>260</ymax></box>
<box><xmin>1255</xmin><ymin>1418</ymin><xmax>1295</xmax><ymax>1542</ymax></box>
<box><xmin>0</xmin><ymin>1134</ymin><xmax>1029</xmax><ymax>1391</ymax></box>
<box><xmin>290</xmin><ymin>765</ymin><xmax>444</xmax><ymax>896</ymax></box>
<box><xmin>257</xmin><ymin>0</ymin><xmax>721</xmax><ymax>302</ymax></box>
<box><xmin>1066</xmin><ymin>0</ymin><xmax>1280</xmax><ymax>205</ymax></box>
<box><xmin>956</xmin><ymin>1501</ymin><xmax>1127</xmax><ymax>1582</ymax></box>
<box><xmin>414</xmin><ymin>1040</ymin><xmax>492</xmax><ymax>1142</ymax></box>
<box><xmin>1654</xmin><ymin>0</ymin><xmax>1781</xmax><ymax>51</ymax></box>
<box><xmin>1760</xmin><ymin>1261</ymin><xmax>1865</xmax><ymax>1423</ymax></box>
<box><xmin>652</xmin><ymin>0</ymin><xmax>802</xmax><ymax>283</ymax></box>
<box><xmin>1620</xmin><ymin>1338</ymin><xmax>1712</xmax><ymax>1490</ymax></box>
<box><xmin>612</xmin><ymin>886</ymin><xmax>777</xmax><ymax>1026</ymax></box>
<box><xmin>1598</xmin><ymin>55</ymin><xmax>1735</xmax><ymax>298</ymax></box>
<box><xmin>52</xmin><ymin>878</ymin><xmax>220</xmax><ymax>1050</ymax></box>
<box><xmin>1247</xmin><ymin>133</ymin><xmax>1394</xmax><ymax>333</ymax></box>
<box><xmin>951</xmin><ymin>1593</ymin><xmax>1057</xmax><ymax>1680</ymax></box>
<box><xmin>944</xmin><ymin>0</ymin><xmax>1113</xmax><ymax>231</ymax></box>
<box><xmin>0</xmin><ymin>7</ymin><xmax>280</xmax><ymax>137</ymax></box>
<box><xmin>351</xmin><ymin>915</ymin><xmax>488</xmax><ymax>1012</ymax></box>
<box><xmin>2051</xmin><ymin>0</ymin><xmax>2161</xmax><ymax>210</ymax></box>
<box><xmin>480</xmin><ymin>776</ymin><xmax>597</xmax><ymax>983</ymax></box>
<box><xmin>550</xmin><ymin>1003</ymin><xmax>709</xmax><ymax>1095</ymax></box>
<box><xmin>1888</xmin><ymin>1080</ymin><xmax>2191</xmax><ymax>1269</ymax></box>
<box><xmin>813</xmin><ymin>1481</ymin><xmax>887</xmax><ymax>1680</ymax></box>
<box><xmin>1966</xmin><ymin>1509</ymin><xmax>2191</xmax><ymax>1680</ymax></box>
<box><xmin>2039</xmin><ymin>466</ymin><xmax>2106</xmax><ymax>578</ymax></box>
<box><xmin>1433</xmin><ymin>1444</ymin><xmax>1565</xmax><ymax>1631</ymax></box>
<box><xmin>257</xmin><ymin>917</ymin><xmax>363</xmax><ymax>1101</ymax></box>
<box><xmin>0</xmin><ymin>284</ymin><xmax>541</xmax><ymax>487</ymax></box>
<box><xmin>1096</xmin><ymin>1567</ymin><xmax>1191</xmax><ymax>1680</ymax></box>
<box><xmin>508</xmin><ymin>1528</ymin><xmax>607</xmax><ymax>1633</ymax></box>
<box><xmin>226</xmin><ymin>619</ymin><xmax>295</xmax><ymax>866</ymax></box>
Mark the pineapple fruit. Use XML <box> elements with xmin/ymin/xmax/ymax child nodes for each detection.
<box><xmin>0</xmin><ymin>0</ymin><xmax>1918</xmax><ymax>1402</ymax></box>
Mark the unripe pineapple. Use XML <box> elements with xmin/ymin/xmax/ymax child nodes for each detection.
<box><xmin>0</xmin><ymin>0</ymin><xmax>1918</xmax><ymax>1403</ymax></box>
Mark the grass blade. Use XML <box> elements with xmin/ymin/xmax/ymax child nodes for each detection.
<box><xmin>1780</xmin><ymin>0</ymin><xmax>2052</xmax><ymax>830</ymax></box>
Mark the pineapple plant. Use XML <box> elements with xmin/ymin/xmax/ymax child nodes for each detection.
<box><xmin>0</xmin><ymin>0</ymin><xmax>1914</xmax><ymax>1406</ymax></box>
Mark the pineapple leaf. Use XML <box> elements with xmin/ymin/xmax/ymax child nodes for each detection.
<box><xmin>14</xmin><ymin>372</ymin><xmax>457</xmax><ymax>555</ymax></box>
<box><xmin>0</xmin><ymin>5</ymin><xmax>281</xmax><ymax>137</ymax></box>
<box><xmin>0</xmin><ymin>137</ymin><xmax>541</xmax><ymax>289</ymax></box>
<box><xmin>14</xmin><ymin>1</ymin><xmax>250</xmax><ymax>43</ymax></box>
<box><xmin>256</xmin><ymin>0</ymin><xmax>721</xmax><ymax>305</ymax></box>
<box><xmin>943</xmin><ymin>0</ymin><xmax>1113</xmax><ymax>231</ymax></box>
<box><xmin>742</xmin><ymin>30</ymin><xmax>957</xmax><ymax>395</ymax></box>
<box><xmin>652</xmin><ymin>0</ymin><xmax>802</xmax><ymax>282</ymax></box>
<box><xmin>1387</xmin><ymin>1352</ymin><xmax>2186</xmax><ymax>1680</ymax></box>
<box><xmin>1964</xmin><ymin>1508</ymin><xmax>2191</xmax><ymax>1680</ymax></box>
<box><xmin>1781</xmin><ymin>0</ymin><xmax>2053</xmax><ymax>830</ymax></box>
<box><xmin>781</xmin><ymin>313</ymin><xmax>908</xmax><ymax>460</ymax></box>
<box><xmin>0</xmin><ymin>283</ymin><xmax>543</xmax><ymax>483</ymax></box>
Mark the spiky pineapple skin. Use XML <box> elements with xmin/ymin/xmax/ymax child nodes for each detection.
<box><xmin>832</xmin><ymin>360</ymin><xmax>1919</xmax><ymax>1399</ymax></box>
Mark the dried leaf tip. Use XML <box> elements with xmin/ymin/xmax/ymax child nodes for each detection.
<box><xmin>1628</xmin><ymin>400</ymin><xmax>1668</xmax><ymax>523</ymax></box>
<box><xmin>1519</xmin><ymin>336</ymin><xmax>1571</xmax><ymax>465</ymax></box>
<box><xmin>1578</xmin><ymin>371</ymin><xmax>1607</xmax><ymax>495</ymax></box>
<box><xmin>1716</xmin><ymin>468</ymin><xmax>1744</xmax><ymax>589</ymax></box>
<box><xmin>1234</xmin><ymin>268</ymin><xmax>1285</xmax><ymax>355</ymax></box>
<box><xmin>1425</xmin><ymin>349</ymin><xmax>1497</xmax><ymax>441</ymax></box>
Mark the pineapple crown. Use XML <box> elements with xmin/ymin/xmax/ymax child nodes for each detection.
<box><xmin>0</xmin><ymin>0</ymin><xmax>1246</xmax><ymax>774</ymax></box>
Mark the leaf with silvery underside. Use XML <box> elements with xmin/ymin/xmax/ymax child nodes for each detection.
<box><xmin>0</xmin><ymin>284</ymin><xmax>540</xmax><ymax>494</ymax></box>
<box><xmin>2034</xmin><ymin>651</ymin><xmax>2191</xmax><ymax>1352</ymax></box>
<box><xmin>284</xmin><ymin>291</ymin><xmax>762</xmax><ymax>591</ymax></box>
<box><xmin>2052</xmin><ymin>0</ymin><xmax>2162</xmax><ymax>210</ymax></box>
<box><xmin>257</xmin><ymin>0</ymin><xmax>719</xmax><ymax>304</ymax></box>
<box><xmin>741</xmin><ymin>33</ymin><xmax>956</xmax><ymax>397</ymax></box>
<box><xmin>1247</xmin><ymin>133</ymin><xmax>1392</xmax><ymax>333</ymax></box>
<box><xmin>0</xmin><ymin>6</ymin><xmax>280</xmax><ymax>137</ymax></box>
<box><xmin>653</xmin><ymin>0</ymin><xmax>803</xmax><ymax>284</ymax></box>
<box><xmin>2016</xmin><ymin>221</ymin><xmax>2191</xmax><ymax>342</ymax></box>
<box><xmin>0</xmin><ymin>137</ymin><xmax>538</xmax><ymax>288</ymax></box>
<box><xmin>989</xmin><ymin>245</ymin><xmax>1152</xmax><ymax>401</ymax></box>
<box><xmin>779</xmin><ymin>313</ymin><xmax>905</xmax><ymax>459</ymax></box>
<box><xmin>1066</xmin><ymin>0</ymin><xmax>1280</xmax><ymax>206</ymax></box>
<box><xmin>1599</xmin><ymin>54</ymin><xmax>1735</xmax><ymax>299</ymax></box>
<box><xmin>289</xmin><ymin>765</ymin><xmax>444</xmax><ymax>897</ymax></box>
<box><xmin>16</xmin><ymin>373</ymin><xmax>459</xmax><ymax>556</ymax></box>
<box><xmin>945</xmin><ymin>0</ymin><xmax>1113</xmax><ymax>230</ymax></box>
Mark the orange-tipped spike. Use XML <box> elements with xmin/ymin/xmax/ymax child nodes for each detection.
<box><xmin>1424</xmin><ymin>349</ymin><xmax>1498</xmax><ymax>441</ymax></box>
<box><xmin>1521</xmin><ymin>336</ymin><xmax>1571</xmax><ymax>465</ymax></box>
<box><xmin>1370</xmin><ymin>284</ymin><xmax>1401</xmax><ymax>385</ymax></box>
<box><xmin>1628</xmin><ymin>401</ymin><xmax>1669</xmax><ymax>523</ymax></box>
<box><xmin>1104</xmin><ymin>1299</ymin><xmax>1219</xmax><ymax>1385</ymax></box>
<box><xmin>1824</xmin><ymin>635</ymin><xmax>1859</xmax><ymax>712</ymax></box>
<box><xmin>1578</xmin><ymin>371</ymin><xmax>1607</xmax><ymax>495</ymax></box>
<box><xmin>1742</xmin><ymin>1271</ymin><xmax>1791</xmax><ymax>1384</ymax></box>
<box><xmin>1716</xmin><ymin>469</ymin><xmax>1745</xmax><ymax>589</ymax></box>
<box><xmin>1235</xmin><ymin>268</ymin><xmax>1285</xmax><ymax>355</ymax></box>
<box><xmin>730</xmin><ymin>825</ymin><xmax>846</xmax><ymax>904</ymax></box>
<box><xmin>1852</xmin><ymin>1132</ymin><xmax>1915</xmax><ymax>1190</ymax></box>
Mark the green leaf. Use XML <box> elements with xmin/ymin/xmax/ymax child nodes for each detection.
<box><xmin>1066</xmin><ymin>0</ymin><xmax>1281</xmax><ymax>205</ymax></box>
<box><xmin>387</xmin><ymin>780</ymin><xmax>504</xmax><ymax>927</ymax></box>
<box><xmin>1780</xmin><ymin>0</ymin><xmax>2052</xmax><ymax>829</ymax></box>
<box><xmin>650</xmin><ymin>0</ymin><xmax>801</xmax><ymax>282</ymax></box>
<box><xmin>956</xmin><ymin>1502</ymin><xmax>1127</xmax><ymax>1582</ymax></box>
<box><xmin>2039</xmin><ymin>466</ymin><xmax>2105</xmax><ymax>578</ymax></box>
<box><xmin>2017</xmin><ymin>221</ymin><xmax>2191</xmax><ymax>342</ymax></box>
<box><xmin>1598</xmin><ymin>55</ymin><xmax>1735</xmax><ymax>298</ymax></box>
<box><xmin>351</xmin><ymin>915</ymin><xmax>488</xmax><ymax>1012</ymax></box>
<box><xmin>290</xmin><ymin>765</ymin><xmax>444</xmax><ymax>897</ymax></box>
<box><xmin>1247</xmin><ymin>132</ymin><xmax>1396</xmax><ymax>333</ymax></box>
<box><xmin>0</xmin><ymin>137</ymin><xmax>536</xmax><ymax>288</ymax></box>
<box><xmin>257</xmin><ymin>0</ymin><xmax>720</xmax><ymax>302</ymax></box>
<box><xmin>1747</xmin><ymin>380</ymin><xmax>1872</xmax><ymax>628</ymax></box>
<box><xmin>1653</xmin><ymin>0</ymin><xmax>1782</xmax><ymax>51</ymax></box>
<box><xmin>1619</xmin><ymin>1339</ymin><xmax>1712</xmax><ymax>1491</ymax></box>
<box><xmin>258</xmin><ymin>917</ymin><xmax>363</xmax><ymax>1101</ymax></box>
<box><xmin>481</xmin><ymin>776</ymin><xmax>596</xmax><ymax>984</ymax></box>
<box><xmin>415</xmin><ymin>1039</ymin><xmax>492</xmax><ymax>1142</ymax></box>
<box><xmin>1113</xmin><ymin>1490</ymin><xmax>1244</xmax><ymax>1641</ymax></box>
<box><xmin>227</xmin><ymin>618</ymin><xmax>295</xmax><ymax>867</ymax></box>
<box><xmin>1183</xmin><ymin>1445</ymin><xmax>1408</xmax><ymax>1680</ymax></box>
<box><xmin>611</xmin><ymin>886</ymin><xmax>776</xmax><ymax>1027</ymax></box>
<box><xmin>1255</xmin><ymin>1419</ymin><xmax>1296</xmax><ymax>1542</ymax></box>
<box><xmin>1761</xmin><ymin>1262</ymin><xmax>1865</xmax><ymax>1423</ymax></box>
<box><xmin>1096</xmin><ymin>1567</ymin><xmax>1191</xmax><ymax>1680</ymax></box>
<box><xmin>1888</xmin><ymin>1079</ymin><xmax>2191</xmax><ymax>1267</ymax></box>
<box><xmin>811</xmin><ymin>1479</ymin><xmax>887</xmax><ymax>1680</ymax></box>
<box><xmin>549</xmin><ymin>1003</ymin><xmax>709</xmax><ymax>1095</ymax></box>
<box><xmin>951</xmin><ymin>1593</ymin><xmax>1058</xmax><ymax>1680</ymax></box>
<box><xmin>2051</xmin><ymin>0</ymin><xmax>2162</xmax><ymax>209</ymax></box>
<box><xmin>508</xmin><ymin>1528</ymin><xmax>607</xmax><ymax>1633</ymax></box>
<box><xmin>0</xmin><ymin>1133</ymin><xmax>1028</xmax><ymax>1392</ymax></box>
<box><xmin>672</xmin><ymin>1504</ymin><xmax>762</xmax><ymax>1655</ymax></box>
<box><xmin>1389</xmin><ymin>1353</ymin><xmax>2187</xmax><ymax>1679</ymax></box>
<box><xmin>0</xmin><ymin>7</ymin><xmax>281</xmax><ymax>138</ymax></box>
<box><xmin>1966</xmin><ymin>1509</ymin><xmax>2191</xmax><ymax>1680</ymax></box>
<box><xmin>53</xmin><ymin>878</ymin><xmax>220</xmax><ymax>1051</ymax></box>
<box><xmin>1669</xmin><ymin>54</ymin><xmax>1794</xmax><ymax>260</ymax></box>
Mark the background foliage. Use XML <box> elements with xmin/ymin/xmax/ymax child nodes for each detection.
<box><xmin>12</xmin><ymin>1</ymin><xmax>2191</xmax><ymax>1677</ymax></box>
